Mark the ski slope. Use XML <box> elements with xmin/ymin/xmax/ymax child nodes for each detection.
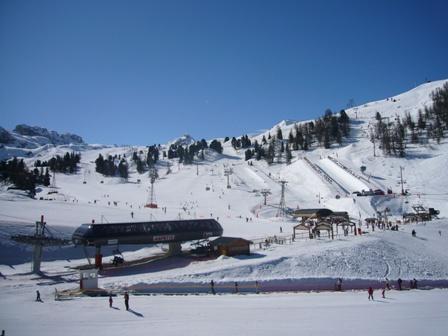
<box><xmin>1</xmin><ymin>80</ymin><xmax>448</xmax><ymax>336</ymax></box>
<box><xmin>1</xmin><ymin>286</ymin><xmax>447</xmax><ymax>336</ymax></box>
<box><xmin>318</xmin><ymin>158</ymin><xmax>371</xmax><ymax>193</ymax></box>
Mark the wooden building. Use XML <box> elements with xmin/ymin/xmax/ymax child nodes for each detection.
<box><xmin>292</xmin><ymin>208</ymin><xmax>354</xmax><ymax>240</ymax></box>
<box><xmin>210</xmin><ymin>237</ymin><xmax>251</xmax><ymax>256</ymax></box>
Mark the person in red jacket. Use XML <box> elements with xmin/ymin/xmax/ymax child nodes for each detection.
<box><xmin>368</xmin><ymin>287</ymin><xmax>374</xmax><ymax>300</ymax></box>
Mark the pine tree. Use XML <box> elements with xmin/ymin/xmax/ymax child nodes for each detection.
<box><xmin>118</xmin><ymin>159</ymin><xmax>128</xmax><ymax>179</ymax></box>
<box><xmin>210</xmin><ymin>140</ymin><xmax>223</xmax><ymax>154</ymax></box>
<box><xmin>276</xmin><ymin>127</ymin><xmax>283</xmax><ymax>140</ymax></box>
<box><xmin>244</xmin><ymin>149</ymin><xmax>253</xmax><ymax>161</ymax></box>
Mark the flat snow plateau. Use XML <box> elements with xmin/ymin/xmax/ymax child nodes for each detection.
<box><xmin>1</xmin><ymin>286</ymin><xmax>447</xmax><ymax>336</ymax></box>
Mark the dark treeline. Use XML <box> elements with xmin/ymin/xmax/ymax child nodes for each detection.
<box><xmin>132</xmin><ymin>145</ymin><xmax>160</xmax><ymax>173</ymax></box>
<box><xmin>372</xmin><ymin>83</ymin><xmax>448</xmax><ymax>157</ymax></box>
<box><xmin>0</xmin><ymin>157</ymin><xmax>51</xmax><ymax>194</ymax></box>
<box><xmin>95</xmin><ymin>153</ymin><xmax>129</xmax><ymax>178</ymax></box>
<box><xmin>241</xmin><ymin>109</ymin><xmax>350</xmax><ymax>163</ymax></box>
<box><xmin>167</xmin><ymin>139</ymin><xmax>222</xmax><ymax>164</ymax></box>
<box><xmin>34</xmin><ymin>152</ymin><xmax>80</xmax><ymax>173</ymax></box>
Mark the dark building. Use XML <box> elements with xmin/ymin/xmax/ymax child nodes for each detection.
<box><xmin>210</xmin><ymin>237</ymin><xmax>251</xmax><ymax>256</ymax></box>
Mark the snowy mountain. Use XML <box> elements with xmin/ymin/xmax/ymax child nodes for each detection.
<box><xmin>2</xmin><ymin>79</ymin><xmax>448</xmax><ymax>336</ymax></box>
<box><xmin>1</xmin><ymin>124</ymin><xmax>84</xmax><ymax>147</ymax></box>
<box><xmin>0</xmin><ymin>124</ymin><xmax>106</xmax><ymax>161</ymax></box>
<box><xmin>1</xmin><ymin>79</ymin><xmax>448</xmax><ymax>297</ymax></box>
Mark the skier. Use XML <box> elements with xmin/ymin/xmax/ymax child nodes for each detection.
<box><xmin>368</xmin><ymin>287</ymin><xmax>374</xmax><ymax>300</ymax></box>
<box><xmin>109</xmin><ymin>294</ymin><xmax>113</xmax><ymax>308</ymax></box>
<box><xmin>336</xmin><ymin>278</ymin><xmax>342</xmax><ymax>291</ymax></box>
<box><xmin>255</xmin><ymin>281</ymin><xmax>260</xmax><ymax>294</ymax></box>
<box><xmin>35</xmin><ymin>290</ymin><xmax>42</xmax><ymax>302</ymax></box>
<box><xmin>124</xmin><ymin>291</ymin><xmax>130</xmax><ymax>311</ymax></box>
<box><xmin>382</xmin><ymin>287</ymin><xmax>386</xmax><ymax>299</ymax></box>
<box><xmin>385</xmin><ymin>278</ymin><xmax>390</xmax><ymax>290</ymax></box>
<box><xmin>397</xmin><ymin>278</ymin><xmax>403</xmax><ymax>290</ymax></box>
<box><xmin>131</xmin><ymin>211</ymin><xmax>134</xmax><ymax>219</ymax></box>
<box><xmin>210</xmin><ymin>280</ymin><xmax>216</xmax><ymax>295</ymax></box>
<box><xmin>234</xmin><ymin>282</ymin><xmax>239</xmax><ymax>294</ymax></box>
<box><xmin>411</xmin><ymin>229</ymin><xmax>416</xmax><ymax>237</ymax></box>
<box><xmin>413</xmin><ymin>278</ymin><xmax>418</xmax><ymax>289</ymax></box>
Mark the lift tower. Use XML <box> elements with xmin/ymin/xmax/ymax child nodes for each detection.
<box><xmin>224</xmin><ymin>168</ymin><xmax>233</xmax><ymax>189</ymax></box>
<box><xmin>260</xmin><ymin>189</ymin><xmax>271</xmax><ymax>205</ymax></box>
<box><xmin>277</xmin><ymin>180</ymin><xmax>288</xmax><ymax>217</ymax></box>
<box><xmin>145</xmin><ymin>168</ymin><xmax>158</xmax><ymax>208</ymax></box>
<box><xmin>10</xmin><ymin>216</ymin><xmax>71</xmax><ymax>274</ymax></box>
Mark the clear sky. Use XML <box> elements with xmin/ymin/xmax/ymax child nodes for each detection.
<box><xmin>1</xmin><ymin>0</ymin><xmax>447</xmax><ymax>145</ymax></box>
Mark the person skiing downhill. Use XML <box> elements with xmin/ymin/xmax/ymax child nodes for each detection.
<box><xmin>368</xmin><ymin>287</ymin><xmax>374</xmax><ymax>300</ymax></box>
<box><xmin>109</xmin><ymin>294</ymin><xmax>113</xmax><ymax>308</ymax></box>
<box><xmin>382</xmin><ymin>287</ymin><xmax>386</xmax><ymax>299</ymax></box>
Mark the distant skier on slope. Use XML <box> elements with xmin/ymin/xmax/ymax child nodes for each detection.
<box><xmin>397</xmin><ymin>278</ymin><xmax>403</xmax><ymax>290</ymax></box>
<box><xmin>210</xmin><ymin>280</ymin><xmax>216</xmax><ymax>295</ymax></box>
<box><xmin>124</xmin><ymin>291</ymin><xmax>130</xmax><ymax>311</ymax></box>
<box><xmin>368</xmin><ymin>287</ymin><xmax>374</xmax><ymax>300</ymax></box>
<box><xmin>35</xmin><ymin>290</ymin><xmax>42</xmax><ymax>302</ymax></box>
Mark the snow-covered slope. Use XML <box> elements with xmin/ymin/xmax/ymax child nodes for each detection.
<box><xmin>1</xmin><ymin>79</ymin><xmax>448</xmax><ymax>288</ymax></box>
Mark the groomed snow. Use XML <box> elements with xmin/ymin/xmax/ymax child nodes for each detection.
<box><xmin>1</xmin><ymin>80</ymin><xmax>448</xmax><ymax>334</ymax></box>
<box><xmin>0</xmin><ymin>287</ymin><xmax>447</xmax><ymax>336</ymax></box>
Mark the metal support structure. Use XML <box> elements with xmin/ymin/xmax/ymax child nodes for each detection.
<box><xmin>400</xmin><ymin>166</ymin><xmax>405</xmax><ymax>195</ymax></box>
<box><xmin>260</xmin><ymin>189</ymin><xmax>271</xmax><ymax>206</ymax></box>
<box><xmin>145</xmin><ymin>168</ymin><xmax>158</xmax><ymax>208</ymax></box>
<box><xmin>167</xmin><ymin>242</ymin><xmax>182</xmax><ymax>256</ymax></box>
<box><xmin>51</xmin><ymin>171</ymin><xmax>56</xmax><ymax>188</ymax></box>
<box><xmin>276</xmin><ymin>180</ymin><xmax>288</xmax><ymax>217</ymax></box>
<box><xmin>10</xmin><ymin>215</ymin><xmax>71</xmax><ymax>274</ymax></box>
<box><xmin>224</xmin><ymin>168</ymin><xmax>233</xmax><ymax>189</ymax></box>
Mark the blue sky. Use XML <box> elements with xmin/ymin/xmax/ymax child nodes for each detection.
<box><xmin>1</xmin><ymin>0</ymin><xmax>447</xmax><ymax>145</ymax></box>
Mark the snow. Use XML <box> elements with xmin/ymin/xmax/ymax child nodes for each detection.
<box><xmin>1</xmin><ymin>80</ymin><xmax>448</xmax><ymax>334</ymax></box>
<box><xmin>1</xmin><ymin>287</ymin><xmax>447</xmax><ymax>336</ymax></box>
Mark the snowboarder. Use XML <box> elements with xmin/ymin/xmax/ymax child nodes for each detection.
<box><xmin>368</xmin><ymin>287</ymin><xmax>374</xmax><ymax>300</ymax></box>
<box><xmin>210</xmin><ymin>280</ymin><xmax>216</xmax><ymax>295</ymax></box>
<box><xmin>124</xmin><ymin>291</ymin><xmax>129</xmax><ymax>311</ymax></box>
<box><xmin>412</xmin><ymin>229</ymin><xmax>416</xmax><ymax>237</ymax></box>
<box><xmin>397</xmin><ymin>278</ymin><xmax>403</xmax><ymax>290</ymax></box>
<box><xmin>35</xmin><ymin>290</ymin><xmax>42</xmax><ymax>302</ymax></box>
<box><xmin>109</xmin><ymin>294</ymin><xmax>113</xmax><ymax>308</ymax></box>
